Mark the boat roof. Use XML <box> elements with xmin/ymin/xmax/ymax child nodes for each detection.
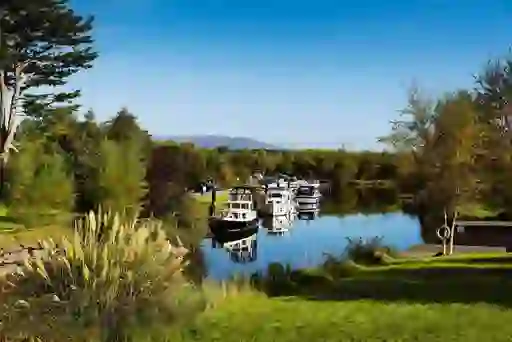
<box><xmin>230</xmin><ymin>185</ymin><xmax>257</xmax><ymax>190</ymax></box>
<box><xmin>298</xmin><ymin>184</ymin><xmax>318</xmax><ymax>188</ymax></box>
<box><xmin>267</xmin><ymin>186</ymin><xmax>288</xmax><ymax>191</ymax></box>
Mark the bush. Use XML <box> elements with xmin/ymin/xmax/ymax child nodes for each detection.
<box><xmin>96</xmin><ymin>139</ymin><xmax>147</xmax><ymax>217</ymax></box>
<box><xmin>345</xmin><ymin>236</ymin><xmax>397</xmax><ymax>265</ymax></box>
<box><xmin>322</xmin><ymin>255</ymin><xmax>361</xmax><ymax>279</ymax></box>
<box><xmin>7</xmin><ymin>141</ymin><xmax>75</xmax><ymax>227</ymax></box>
<box><xmin>0</xmin><ymin>211</ymin><xmax>205</xmax><ymax>342</ymax></box>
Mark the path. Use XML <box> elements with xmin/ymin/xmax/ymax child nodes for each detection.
<box><xmin>0</xmin><ymin>246</ymin><xmax>44</xmax><ymax>275</ymax></box>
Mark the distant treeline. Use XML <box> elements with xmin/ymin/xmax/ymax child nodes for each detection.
<box><xmin>151</xmin><ymin>141</ymin><xmax>402</xmax><ymax>190</ymax></box>
<box><xmin>5</xmin><ymin>106</ymin><xmax>410</xmax><ymax>227</ymax></box>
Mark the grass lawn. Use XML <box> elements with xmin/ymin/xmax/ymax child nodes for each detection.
<box><xmin>191</xmin><ymin>191</ymin><xmax>229</xmax><ymax>206</ymax></box>
<box><xmin>0</xmin><ymin>205</ymin><xmax>72</xmax><ymax>250</ymax></box>
<box><xmin>457</xmin><ymin>202</ymin><xmax>501</xmax><ymax>218</ymax></box>
<box><xmin>190</xmin><ymin>191</ymin><xmax>229</xmax><ymax>218</ymax></box>
<box><xmin>0</xmin><ymin>225</ymin><xmax>70</xmax><ymax>249</ymax></box>
<box><xmin>172</xmin><ymin>254</ymin><xmax>512</xmax><ymax>341</ymax></box>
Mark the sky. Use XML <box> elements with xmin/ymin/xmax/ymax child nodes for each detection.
<box><xmin>68</xmin><ymin>0</ymin><xmax>512</xmax><ymax>150</ymax></box>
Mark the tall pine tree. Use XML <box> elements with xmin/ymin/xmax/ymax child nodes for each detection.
<box><xmin>0</xmin><ymin>0</ymin><xmax>97</xmax><ymax>194</ymax></box>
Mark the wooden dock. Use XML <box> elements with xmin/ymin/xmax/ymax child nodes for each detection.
<box><xmin>456</xmin><ymin>220</ymin><xmax>512</xmax><ymax>227</ymax></box>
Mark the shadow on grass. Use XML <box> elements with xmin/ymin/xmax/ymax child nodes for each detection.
<box><xmin>296</xmin><ymin>265</ymin><xmax>512</xmax><ymax>308</ymax></box>
<box><xmin>250</xmin><ymin>259</ymin><xmax>512</xmax><ymax>308</ymax></box>
<box><xmin>0</xmin><ymin>216</ymin><xmax>23</xmax><ymax>231</ymax></box>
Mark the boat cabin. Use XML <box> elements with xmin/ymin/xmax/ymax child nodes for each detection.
<box><xmin>266</xmin><ymin>187</ymin><xmax>290</xmax><ymax>201</ymax></box>
<box><xmin>228</xmin><ymin>187</ymin><xmax>254</xmax><ymax>202</ymax></box>
<box><xmin>297</xmin><ymin>185</ymin><xmax>317</xmax><ymax>197</ymax></box>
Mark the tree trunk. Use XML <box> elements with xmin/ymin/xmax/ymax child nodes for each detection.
<box><xmin>0</xmin><ymin>157</ymin><xmax>5</xmax><ymax>200</ymax></box>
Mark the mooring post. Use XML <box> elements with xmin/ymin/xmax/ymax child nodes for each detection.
<box><xmin>209</xmin><ymin>186</ymin><xmax>217</xmax><ymax>217</ymax></box>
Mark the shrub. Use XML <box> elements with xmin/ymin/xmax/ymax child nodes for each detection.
<box><xmin>96</xmin><ymin>139</ymin><xmax>147</xmax><ymax>217</ymax></box>
<box><xmin>0</xmin><ymin>211</ymin><xmax>205</xmax><ymax>342</ymax></box>
<box><xmin>322</xmin><ymin>255</ymin><xmax>361</xmax><ymax>279</ymax></box>
<box><xmin>7</xmin><ymin>141</ymin><xmax>75</xmax><ymax>227</ymax></box>
<box><xmin>345</xmin><ymin>236</ymin><xmax>397</xmax><ymax>265</ymax></box>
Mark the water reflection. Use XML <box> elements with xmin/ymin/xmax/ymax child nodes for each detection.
<box><xmin>211</xmin><ymin>228</ymin><xmax>258</xmax><ymax>264</ymax></box>
<box><xmin>198</xmin><ymin>187</ymin><xmax>422</xmax><ymax>280</ymax></box>
<box><xmin>261</xmin><ymin>213</ymin><xmax>295</xmax><ymax>235</ymax></box>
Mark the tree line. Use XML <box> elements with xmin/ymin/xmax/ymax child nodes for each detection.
<box><xmin>5</xmin><ymin>104</ymin><xmax>408</xmax><ymax>226</ymax></box>
<box><xmin>381</xmin><ymin>61</ymin><xmax>512</xmax><ymax>221</ymax></box>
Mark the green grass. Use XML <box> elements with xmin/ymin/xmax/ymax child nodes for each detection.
<box><xmin>0</xmin><ymin>225</ymin><xmax>71</xmax><ymax>249</ymax></box>
<box><xmin>171</xmin><ymin>254</ymin><xmax>512</xmax><ymax>341</ymax></box>
<box><xmin>190</xmin><ymin>191</ymin><xmax>229</xmax><ymax>218</ymax></box>
<box><xmin>457</xmin><ymin>202</ymin><xmax>501</xmax><ymax>218</ymax></box>
<box><xmin>0</xmin><ymin>205</ymin><xmax>74</xmax><ymax>249</ymax></box>
<box><xmin>173</xmin><ymin>295</ymin><xmax>512</xmax><ymax>342</ymax></box>
<box><xmin>191</xmin><ymin>191</ymin><xmax>229</xmax><ymax>205</ymax></box>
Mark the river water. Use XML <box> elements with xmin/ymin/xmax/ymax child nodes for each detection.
<box><xmin>200</xmin><ymin>204</ymin><xmax>421</xmax><ymax>280</ymax></box>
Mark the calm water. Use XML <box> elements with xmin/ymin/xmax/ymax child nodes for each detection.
<box><xmin>200</xmin><ymin>209</ymin><xmax>421</xmax><ymax>280</ymax></box>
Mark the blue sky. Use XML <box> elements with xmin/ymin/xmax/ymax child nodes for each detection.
<box><xmin>69</xmin><ymin>0</ymin><xmax>512</xmax><ymax>150</ymax></box>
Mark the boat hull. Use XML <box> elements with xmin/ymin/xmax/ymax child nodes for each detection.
<box><xmin>297</xmin><ymin>203</ymin><xmax>319</xmax><ymax>211</ymax></box>
<box><xmin>209</xmin><ymin>217</ymin><xmax>259</xmax><ymax>240</ymax></box>
<box><xmin>210</xmin><ymin>225</ymin><xmax>258</xmax><ymax>244</ymax></box>
<box><xmin>295</xmin><ymin>196</ymin><xmax>321</xmax><ymax>205</ymax></box>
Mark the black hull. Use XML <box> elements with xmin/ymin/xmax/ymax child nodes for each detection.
<box><xmin>209</xmin><ymin>217</ymin><xmax>259</xmax><ymax>243</ymax></box>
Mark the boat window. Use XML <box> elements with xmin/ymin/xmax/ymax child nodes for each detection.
<box><xmin>270</xmin><ymin>193</ymin><xmax>282</xmax><ymax>198</ymax></box>
<box><xmin>230</xmin><ymin>203</ymin><xmax>241</xmax><ymax>209</ymax></box>
<box><xmin>297</xmin><ymin>187</ymin><xmax>314</xmax><ymax>196</ymax></box>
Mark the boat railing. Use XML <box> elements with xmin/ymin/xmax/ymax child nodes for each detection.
<box><xmin>228</xmin><ymin>193</ymin><xmax>253</xmax><ymax>201</ymax></box>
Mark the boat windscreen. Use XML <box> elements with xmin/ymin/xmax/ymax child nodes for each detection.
<box><xmin>297</xmin><ymin>187</ymin><xmax>314</xmax><ymax>196</ymax></box>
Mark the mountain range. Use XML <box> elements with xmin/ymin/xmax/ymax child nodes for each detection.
<box><xmin>155</xmin><ymin>135</ymin><xmax>280</xmax><ymax>150</ymax></box>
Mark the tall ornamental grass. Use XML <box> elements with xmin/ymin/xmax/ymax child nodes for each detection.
<box><xmin>0</xmin><ymin>211</ymin><xmax>205</xmax><ymax>342</ymax></box>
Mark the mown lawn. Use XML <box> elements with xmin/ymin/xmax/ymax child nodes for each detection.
<box><xmin>172</xmin><ymin>254</ymin><xmax>512</xmax><ymax>341</ymax></box>
<box><xmin>0</xmin><ymin>206</ymin><xmax>74</xmax><ymax>249</ymax></box>
<box><xmin>191</xmin><ymin>191</ymin><xmax>229</xmax><ymax>206</ymax></box>
<box><xmin>0</xmin><ymin>225</ymin><xmax>70</xmax><ymax>249</ymax></box>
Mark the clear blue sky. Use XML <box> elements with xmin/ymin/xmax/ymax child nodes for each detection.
<box><xmin>69</xmin><ymin>0</ymin><xmax>512</xmax><ymax>150</ymax></box>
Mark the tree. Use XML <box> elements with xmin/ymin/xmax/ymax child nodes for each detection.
<box><xmin>476</xmin><ymin>57</ymin><xmax>512</xmax><ymax>214</ymax></box>
<box><xmin>96</xmin><ymin>139</ymin><xmax>147</xmax><ymax>216</ymax></box>
<box><xmin>104</xmin><ymin>107</ymin><xmax>151</xmax><ymax>152</ymax></box>
<box><xmin>0</xmin><ymin>0</ymin><xmax>97</xmax><ymax>193</ymax></box>
<box><xmin>6</xmin><ymin>137</ymin><xmax>74</xmax><ymax>226</ymax></box>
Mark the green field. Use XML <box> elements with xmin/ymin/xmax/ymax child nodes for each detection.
<box><xmin>171</xmin><ymin>254</ymin><xmax>512</xmax><ymax>341</ymax></box>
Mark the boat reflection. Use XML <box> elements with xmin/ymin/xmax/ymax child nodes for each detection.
<box><xmin>297</xmin><ymin>203</ymin><xmax>320</xmax><ymax>221</ymax></box>
<box><xmin>211</xmin><ymin>227</ymin><xmax>258</xmax><ymax>263</ymax></box>
<box><xmin>261</xmin><ymin>212</ymin><xmax>296</xmax><ymax>235</ymax></box>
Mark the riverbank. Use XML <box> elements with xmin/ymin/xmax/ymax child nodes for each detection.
<box><xmin>169</xmin><ymin>253</ymin><xmax>512</xmax><ymax>341</ymax></box>
<box><xmin>404</xmin><ymin>244</ymin><xmax>507</xmax><ymax>257</ymax></box>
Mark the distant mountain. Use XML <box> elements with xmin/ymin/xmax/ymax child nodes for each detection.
<box><xmin>156</xmin><ymin>135</ymin><xmax>280</xmax><ymax>150</ymax></box>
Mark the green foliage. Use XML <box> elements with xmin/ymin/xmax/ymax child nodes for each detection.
<box><xmin>96</xmin><ymin>139</ymin><xmax>147</xmax><ymax>217</ymax></box>
<box><xmin>6</xmin><ymin>139</ymin><xmax>74</xmax><ymax>226</ymax></box>
<box><xmin>2</xmin><ymin>0</ymin><xmax>97</xmax><ymax>112</ymax></box>
<box><xmin>344</xmin><ymin>236</ymin><xmax>396</xmax><ymax>265</ymax></box>
<box><xmin>0</xmin><ymin>211</ymin><xmax>205</xmax><ymax>342</ymax></box>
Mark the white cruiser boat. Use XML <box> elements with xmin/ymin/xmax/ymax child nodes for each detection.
<box><xmin>209</xmin><ymin>187</ymin><xmax>258</xmax><ymax>233</ymax></box>
<box><xmin>295</xmin><ymin>182</ymin><xmax>322</xmax><ymax>205</ymax></box>
<box><xmin>262</xmin><ymin>186</ymin><xmax>295</xmax><ymax>216</ymax></box>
